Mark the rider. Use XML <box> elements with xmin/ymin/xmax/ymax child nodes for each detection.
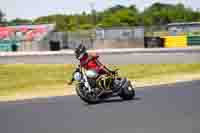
<box><xmin>76</xmin><ymin>44</ymin><xmax>113</xmax><ymax>74</ymax></box>
<box><xmin>68</xmin><ymin>44</ymin><xmax>114</xmax><ymax>85</ymax></box>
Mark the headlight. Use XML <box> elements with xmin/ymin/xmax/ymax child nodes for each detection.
<box><xmin>74</xmin><ymin>72</ymin><xmax>82</xmax><ymax>81</ymax></box>
<box><xmin>86</xmin><ymin>70</ymin><xmax>98</xmax><ymax>78</ymax></box>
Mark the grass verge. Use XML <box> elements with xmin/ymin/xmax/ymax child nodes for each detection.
<box><xmin>0</xmin><ymin>64</ymin><xmax>200</xmax><ymax>101</ymax></box>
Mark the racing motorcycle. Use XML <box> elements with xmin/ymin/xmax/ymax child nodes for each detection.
<box><xmin>70</xmin><ymin>65</ymin><xmax>135</xmax><ymax>104</ymax></box>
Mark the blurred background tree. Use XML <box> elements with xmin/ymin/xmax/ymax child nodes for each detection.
<box><xmin>0</xmin><ymin>9</ymin><xmax>6</xmax><ymax>26</ymax></box>
<box><xmin>1</xmin><ymin>2</ymin><xmax>200</xmax><ymax>31</ymax></box>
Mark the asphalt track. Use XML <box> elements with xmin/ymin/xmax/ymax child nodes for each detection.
<box><xmin>1</xmin><ymin>52</ymin><xmax>200</xmax><ymax>64</ymax></box>
<box><xmin>0</xmin><ymin>80</ymin><xmax>199</xmax><ymax>133</ymax></box>
<box><xmin>0</xmin><ymin>48</ymin><xmax>200</xmax><ymax>64</ymax></box>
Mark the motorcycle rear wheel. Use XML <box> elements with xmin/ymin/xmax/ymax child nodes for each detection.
<box><xmin>119</xmin><ymin>81</ymin><xmax>135</xmax><ymax>100</ymax></box>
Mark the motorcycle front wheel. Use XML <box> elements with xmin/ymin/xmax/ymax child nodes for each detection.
<box><xmin>75</xmin><ymin>83</ymin><xmax>100</xmax><ymax>104</ymax></box>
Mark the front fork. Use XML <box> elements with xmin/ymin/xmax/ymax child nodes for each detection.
<box><xmin>82</xmin><ymin>70</ymin><xmax>92</xmax><ymax>93</ymax></box>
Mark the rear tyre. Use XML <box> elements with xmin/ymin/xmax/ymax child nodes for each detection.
<box><xmin>119</xmin><ymin>81</ymin><xmax>135</xmax><ymax>100</ymax></box>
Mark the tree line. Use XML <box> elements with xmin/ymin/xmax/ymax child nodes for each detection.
<box><xmin>1</xmin><ymin>2</ymin><xmax>200</xmax><ymax>31</ymax></box>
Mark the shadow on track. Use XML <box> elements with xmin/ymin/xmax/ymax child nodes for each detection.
<box><xmin>83</xmin><ymin>97</ymin><xmax>142</xmax><ymax>106</ymax></box>
<box><xmin>103</xmin><ymin>97</ymin><xmax>141</xmax><ymax>103</ymax></box>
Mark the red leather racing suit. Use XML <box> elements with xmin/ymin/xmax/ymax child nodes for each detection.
<box><xmin>80</xmin><ymin>53</ymin><xmax>110</xmax><ymax>75</ymax></box>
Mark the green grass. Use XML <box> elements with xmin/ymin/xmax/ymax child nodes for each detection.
<box><xmin>118</xmin><ymin>64</ymin><xmax>200</xmax><ymax>80</ymax></box>
<box><xmin>0</xmin><ymin>64</ymin><xmax>200</xmax><ymax>99</ymax></box>
<box><xmin>0</xmin><ymin>64</ymin><xmax>74</xmax><ymax>96</ymax></box>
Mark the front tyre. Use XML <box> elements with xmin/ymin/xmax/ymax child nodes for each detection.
<box><xmin>119</xmin><ymin>81</ymin><xmax>135</xmax><ymax>100</ymax></box>
<box><xmin>75</xmin><ymin>83</ymin><xmax>100</xmax><ymax>104</ymax></box>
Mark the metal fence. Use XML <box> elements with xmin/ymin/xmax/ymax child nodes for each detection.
<box><xmin>96</xmin><ymin>27</ymin><xmax>144</xmax><ymax>40</ymax></box>
<box><xmin>0</xmin><ymin>26</ymin><xmax>145</xmax><ymax>51</ymax></box>
<box><xmin>3</xmin><ymin>24</ymin><xmax>200</xmax><ymax>51</ymax></box>
<box><xmin>67</xmin><ymin>30</ymin><xmax>94</xmax><ymax>49</ymax></box>
<box><xmin>66</xmin><ymin>27</ymin><xmax>145</xmax><ymax>49</ymax></box>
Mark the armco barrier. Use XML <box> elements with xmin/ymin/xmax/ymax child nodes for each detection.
<box><xmin>188</xmin><ymin>36</ymin><xmax>200</xmax><ymax>46</ymax></box>
<box><xmin>163</xmin><ymin>36</ymin><xmax>187</xmax><ymax>48</ymax></box>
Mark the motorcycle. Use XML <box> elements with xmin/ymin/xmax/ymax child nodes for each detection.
<box><xmin>70</xmin><ymin>65</ymin><xmax>135</xmax><ymax>104</ymax></box>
